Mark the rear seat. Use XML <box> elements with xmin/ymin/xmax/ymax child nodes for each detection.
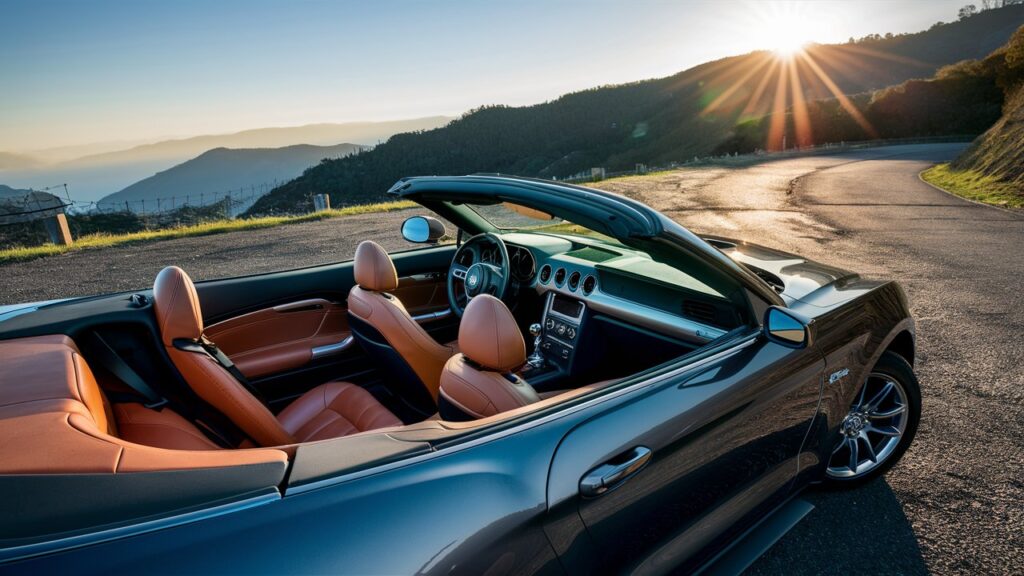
<box><xmin>0</xmin><ymin>334</ymin><xmax>287</xmax><ymax>474</ymax></box>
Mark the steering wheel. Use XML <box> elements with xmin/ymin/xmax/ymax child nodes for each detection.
<box><xmin>447</xmin><ymin>233</ymin><xmax>511</xmax><ymax>317</ymax></box>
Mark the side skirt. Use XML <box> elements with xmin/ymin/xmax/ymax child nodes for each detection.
<box><xmin>696</xmin><ymin>497</ymin><xmax>815</xmax><ymax>576</ymax></box>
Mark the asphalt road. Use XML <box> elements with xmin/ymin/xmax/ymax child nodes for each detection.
<box><xmin>1</xmin><ymin>144</ymin><xmax>1021</xmax><ymax>573</ymax></box>
<box><xmin>598</xmin><ymin>144</ymin><xmax>1024</xmax><ymax>575</ymax></box>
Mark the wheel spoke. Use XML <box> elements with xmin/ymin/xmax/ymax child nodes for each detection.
<box><xmin>858</xmin><ymin>431</ymin><xmax>878</xmax><ymax>463</ymax></box>
<box><xmin>856</xmin><ymin>379</ymin><xmax>869</xmax><ymax>408</ymax></box>
<box><xmin>869</xmin><ymin>404</ymin><xmax>906</xmax><ymax>419</ymax></box>
<box><xmin>848</xmin><ymin>437</ymin><xmax>859</xmax><ymax>474</ymax></box>
<box><xmin>867</xmin><ymin>424</ymin><xmax>901</xmax><ymax>437</ymax></box>
<box><xmin>865</xmin><ymin>381</ymin><xmax>896</xmax><ymax>411</ymax></box>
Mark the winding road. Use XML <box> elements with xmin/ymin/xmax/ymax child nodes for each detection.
<box><xmin>599</xmin><ymin>144</ymin><xmax>1024</xmax><ymax>575</ymax></box>
<box><xmin>1</xmin><ymin>144</ymin><xmax>1021</xmax><ymax>573</ymax></box>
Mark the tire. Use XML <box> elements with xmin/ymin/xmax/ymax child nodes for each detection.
<box><xmin>822</xmin><ymin>351</ymin><xmax>921</xmax><ymax>489</ymax></box>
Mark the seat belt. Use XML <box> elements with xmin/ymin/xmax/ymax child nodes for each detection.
<box><xmin>89</xmin><ymin>332</ymin><xmax>236</xmax><ymax>448</ymax></box>
<box><xmin>90</xmin><ymin>332</ymin><xmax>167</xmax><ymax>409</ymax></box>
<box><xmin>173</xmin><ymin>336</ymin><xmax>269</xmax><ymax>405</ymax></box>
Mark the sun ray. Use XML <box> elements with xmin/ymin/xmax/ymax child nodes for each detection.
<box><xmin>741</xmin><ymin>58</ymin><xmax>781</xmax><ymax>118</ymax></box>
<box><xmin>799</xmin><ymin>51</ymin><xmax>878</xmax><ymax>138</ymax></box>
<box><xmin>838</xmin><ymin>43</ymin><xmax>932</xmax><ymax>70</ymax></box>
<box><xmin>767</xmin><ymin>60</ymin><xmax>790</xmax><ymax>151</ymax></box>
<box><xmin>701</xmin><ymin>53</ymin><xmax>774</xmax><ymax>116</ymax></box>
<box><xmin>787</xmin><ymin>59</ymin><xmax>813</xmax><ymax>148</ymax></box>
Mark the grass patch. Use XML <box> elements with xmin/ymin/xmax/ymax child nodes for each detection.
<box><xmin>921</xmin><ymin>164</ymin><xmax>1024</xmax><ymax>210</ymax></box>
<box><xmin>0</xmin><ymin>201</ymin><xmax>416</xmax><ymax>265</ymax></box>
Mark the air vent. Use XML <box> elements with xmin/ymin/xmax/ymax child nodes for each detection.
<box><xmin>539</xmin><ymin>264</ymin><xmax>552</xmax><ymax>283</ymax></box>
<box><xmin>567</xmin><ymin>271</ymin><xmax>581</xmax><ymax>291</ymax></box>
<box><xmin>582</xmin><ymin>275</ymin><xmax>597</xmax><ymax>294</ymax></box>
<box><xmin>682</xmin><ymin>300</ymin><xmax>718</xmax><ymax>326</ymax></box>
<box><xmin>554</xmin><ymin>267</ymin><xmax>566</xmax><ymax>285</ymax></box>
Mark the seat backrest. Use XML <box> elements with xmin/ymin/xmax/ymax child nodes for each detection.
<box><xmin>347</xmin><ymin>241</ymin><xmax>455</xmax><ymax>407</ymax></box>
<box><xmin>438</xmin><ymin>295</ymin><xmax>538</xmax><ymax>419</ymax></box>
<box><xmin>154</xmin><ymin>266</ymin><xmax>294</xmax><ymax>447</ymax></box>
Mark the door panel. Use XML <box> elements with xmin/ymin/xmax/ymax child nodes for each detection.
<box><xmin>205</xmin><ymin>299</ymin><xmax>349</xmax><ymax>379</ymax></box>
<box><xmin>547</xmin><ymin>333</ymin><xmax>823</xmax><ymax>574</ymax></box>
<box><xmin>393</xmin><ymin>272</ymin><xmax>449</xmax><ymax>317</ymax></box>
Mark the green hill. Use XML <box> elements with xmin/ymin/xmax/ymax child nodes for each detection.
<box><xmin>247</xmin><ymin>4</ymin><xmax>1024</xmax><ymax>215</ymax></box>
<box><xmin>948</xmin><ymin>25</ymin><xmax>1024</xmax><ymax>191</ymax></box>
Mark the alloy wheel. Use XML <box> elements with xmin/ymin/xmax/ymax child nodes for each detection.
<box><xmin>826</xmin><ymin>372</ymin><xmax>909</xmax><ymax>479</ymax></box>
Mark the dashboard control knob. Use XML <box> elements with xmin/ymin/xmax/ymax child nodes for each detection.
<box><xmin>566</xmin><ymin>327</ymin><xmax>577</xmax><ymax>340</ymax></box>
<box><xmin>556</xmin><ymin>324</ymin><xmax>567</xmax><ymax>336</ymax></box>
<box><xmin>545</xmin><ymin>318</ymin><xmax>556</xmax><ymax>330</ymax></box>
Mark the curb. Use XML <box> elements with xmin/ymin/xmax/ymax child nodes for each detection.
<box><xmin>916</xmin><ymin>167</ymin><xmax>1023</xmax><ymax>217</ymax></box>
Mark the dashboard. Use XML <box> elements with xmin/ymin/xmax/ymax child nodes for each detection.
<box><xmin>495</xmin><ymin>233</ymin><xmax>741</xmax><ymax>346</ymax></box>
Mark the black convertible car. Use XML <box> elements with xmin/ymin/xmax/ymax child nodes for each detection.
<box><xmin>0</xmin><ymin>176</ymin><xmax>920</xmax><ymax>574</ymax></box>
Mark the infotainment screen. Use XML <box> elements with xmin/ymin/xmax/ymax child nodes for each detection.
<box><xmin>550</xmin><ymin>294</ymin><xmax>584</xmax><ymax>319</ymax></box>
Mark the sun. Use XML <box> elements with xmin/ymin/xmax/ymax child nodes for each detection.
<box><xmin>749</xmin><ymin>4</ymin><xmax>818</xmax><ymax>59</ymax></box>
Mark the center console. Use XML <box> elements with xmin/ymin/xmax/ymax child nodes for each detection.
<box><xmin>540</xmin><ymin>293</ymin><xmax>584</xmax><ymax>366</ymax></box>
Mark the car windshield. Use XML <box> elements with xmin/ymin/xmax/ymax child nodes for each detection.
<box><xmin>465</xmin><ymin>202</ymin><xmax>622</xmax><ymax>245</ymax></box>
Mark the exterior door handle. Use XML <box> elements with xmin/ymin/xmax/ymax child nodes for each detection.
<box><xmin>579</xmin><ymin>446</ymin><xmax>652</xmax><ymax>498</ymax></box>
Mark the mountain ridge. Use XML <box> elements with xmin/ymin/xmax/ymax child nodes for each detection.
<box><xmin>98</xmin><ymin>143</ymin><xmax>364</xmax><ymax>212</ymax></box>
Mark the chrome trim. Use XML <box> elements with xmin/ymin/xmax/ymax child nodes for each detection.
<box><xmin>310</xmin><ymin>336</ymin><xmax>354</xmax><ymax>359</ymax></box>
<box><xmin>0</xmin><ymin>490</ymin><xmax>280</xmax><ymax>563</ymax></box>
<box><xmin>411</xmin><ymin>309</ymin><xmax>453</xmax><ymax>323</ymax></box>
<box><xmin>287</xmin><ymin>335</ymin><xmax>758</xmax><ymax>495</ymax></box>
<box><xmin>452</xmin><ymin>268</ymin><xmax>467</xmax><ymax>280</ymax></box>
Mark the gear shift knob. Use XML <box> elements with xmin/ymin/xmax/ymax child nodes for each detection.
<box><xmin>526</xmin><ymin>323</ymin><xmax>545</xmax><ymax>369</ymax></box>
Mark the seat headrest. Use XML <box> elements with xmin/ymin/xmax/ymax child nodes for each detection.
<box><xmin>153</xmin><ymin>266</ymin><xmax>203</xmax><ymax>345</ymax></box>
<box><xmin>458</xmin><ymin>295</ymin><xmax>526</xmax><ymax>372</ymax></box>
<box><xmin>354</xmin><ymin>241</ymin><xmax>398</xmax><ymax>292</ymax></box>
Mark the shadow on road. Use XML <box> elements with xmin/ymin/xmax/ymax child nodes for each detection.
<box><xmin>746</xmin><ymin>478</ymin><xmax>928</xmax><ymax>575</ymax></box>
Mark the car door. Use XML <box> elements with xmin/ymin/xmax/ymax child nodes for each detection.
<box><xmin>546</xmin><ymin>328</ymin><xmax>824</xmax><ymax>574</ymax></box>
<box><xmin>192</xmin><ymin>244</ymin><xmax>459</xmax><ymax>409</ymax></box>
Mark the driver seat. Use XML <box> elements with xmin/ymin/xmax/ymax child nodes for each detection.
<box><xmin>347</xmin><ymin>241</ymin><xmax>459</xmax><ymax>410</ymax></box>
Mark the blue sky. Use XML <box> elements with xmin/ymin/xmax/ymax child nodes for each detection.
<box><xmin>1</xmin><ymin>0</ymin><xmax>968</xmax><ymax>151</ymax></box>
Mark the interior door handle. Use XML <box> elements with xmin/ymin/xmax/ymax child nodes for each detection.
<box><xmin>579</xmin><ymin>446</ymin><xmax>652</xmax><ymax>498</ymax></box>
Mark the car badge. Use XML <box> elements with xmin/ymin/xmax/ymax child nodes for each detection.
<box><xmin>829</xmin><ymin>368</ymin><xmax>850</xmax><ymax>384</ymax></box>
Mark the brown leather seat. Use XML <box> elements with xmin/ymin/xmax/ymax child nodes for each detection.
<box><xmin>347</xmin><ymin>241</ymin><xmax>458</xmax><ymax>408</ymax></box>
<box><xmin>438</xmin><ymin>295</ymin><xmax>540</xmax><ymax>419</ymax></box>
<box><xmin>0</xmin><ymin>334</ymin><xmax>288</xmax><ymax>472</ymax></box>
<box><xmin>154</xmin><ymin>266</ymin><xmax>401</xmax><ymax>447</ymax></box>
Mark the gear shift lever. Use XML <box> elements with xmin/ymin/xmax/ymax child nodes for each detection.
<box><xmin>526</xmin><ymin>323</ymin><xmax>545</xmax><ymax>369</ymax></box>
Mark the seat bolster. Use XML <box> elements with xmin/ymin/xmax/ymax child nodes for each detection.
<box><xmin>167</xmin><ymin>347</ymin><xmax>295</xmax><ymax>447</ymax></box>
<box><xmin>114</xmin><ymin>403</ymin><xmax>221</xmax><ymax>451</ymax></box>
<box><xmin>348</xmin><ymin>286</ymin><xmax>454</xmax><ymax>400</ymax></box>
<box><xmin>439</xmin><ymin>354</ymin><xmax>540</xmax><ymax>418</ymax></box>
<box><xmin>277</xmin><ymin>381</ymin><xmax>402</xmax><ymax>443</ymax></box>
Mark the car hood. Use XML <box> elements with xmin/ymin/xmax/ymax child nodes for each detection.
<box><xmin>701</xmin><ymin>235</ymin><xmax>883</xmax><ymax>307</ymax></box>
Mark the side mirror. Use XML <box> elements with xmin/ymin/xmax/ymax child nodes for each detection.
<box><xmin>764</xmin><ymin>306</ymin><xmax>813</xmax><ymax>348</ymax></box>
<box><xmin>401</xmin><ymin>215</ymin><xmax>446</xmax><ymax>244</ymax></box>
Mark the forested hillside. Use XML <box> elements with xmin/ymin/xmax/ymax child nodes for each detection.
<box><xmin>950</xmin><ymin>25</ymin><xmax>1024</xmax><ymax>190</ymax></box>
<box><xmin>248</xmin><ymin>4</ymin><xmax>1024</xmax><ymax>215</ymax></box>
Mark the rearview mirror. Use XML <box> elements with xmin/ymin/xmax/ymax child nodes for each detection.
<box><xmin>401</xmin><ymin>215</ymin><xmax>446</xmax><ymax>244</ymax></box>
<box><xmin>764</xmin><ymin>306</ymin><xmax>813</xmax><ymax>348</ymax></box>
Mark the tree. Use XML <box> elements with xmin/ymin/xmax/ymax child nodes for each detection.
<box><xmin>959</xmin><ymin>4</ymin><xmax>978</xmax><ymax>19</ymax></box>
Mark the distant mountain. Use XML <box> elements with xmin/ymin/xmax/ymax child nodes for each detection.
<box><xmin>0</xmin><ymin>184</ymin><xmax>32</xmax><ymax>198</ymax></box>
<box><xmin>0</xmin><ymin>117</ymin><xmax>453</xmax><ymax>202</ymax></box>
<box><xmin>0</xmin><ymin>153</ymin><xmax>41</xmax><ymax>171</ymax></box>
<box><xmin>248</xmin><ymin>4</ymin><xmax>1024</xmax><ymax>215</ymax></box>
<box><xmin>66</xmin><ymin>117</ymin><xmax>453</xmax><ymax>169</ymax></box>
<box><xmin>98</xmin><ymin>143</ymin><xmax>363</xmax><ymax>213</ymax></box>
